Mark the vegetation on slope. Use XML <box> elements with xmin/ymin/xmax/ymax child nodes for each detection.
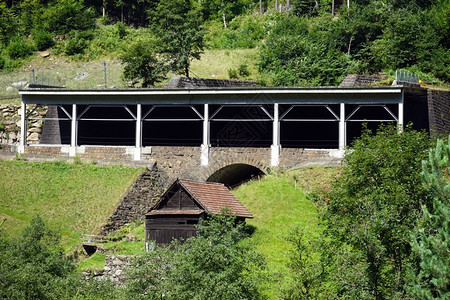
<box><xmin>0</xmin><ymin>160</ymin><xmax>142</xmax><ymax>248</ymax></box>
<box><xmin>1</xmin><ymin>131</ymin><xmax>448</xmax><ymax>299</ymax></box>
<box><xmin>1</xmin><ymin>0</ymin><xmax>448</xmax><ymax>89</ymax></box>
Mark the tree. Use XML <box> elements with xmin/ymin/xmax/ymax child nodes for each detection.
<box><xmin>0</xmin><ymin>215</ymin><xmax>75</xmax><ymax>299</ymax></box>
<box><xmin>407</xmin><ymin>136</ymin><xmax>449</xmax><ymax>299</ymax></box>
<box><xmin>125</xmin><ymin>211</ymin><xmax>266</xmax><ymax>299</ymax></box>
<box><xmin>281</xmin><ymin>228</ymin><xmax>325</xmax><ymax>299</ymax></box>
<box><xmin>148</xmin><ymin>0</ymin><xmax>205</xmax><ymax>78</ymax></box>
<box><xmin>321</xmin><ymin>124</ymin><xmax>432</xmax><ymax>299</ymax></box>
<box><xmin>120</xmin><ymin>37</ymin><xmax>167</xmax><ymax>87</ymax></box>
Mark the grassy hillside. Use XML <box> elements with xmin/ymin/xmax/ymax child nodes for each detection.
<box><xmin>0</xmin><ymin>160</ymin><xmax>142</xmax><ymax>248</ymax></box>
<box><xmin>232</xmin><ymin>166</ymin><xmax>340</xmax><ymax>297</ymax></box>
<box><xmin>0</xmin><ymin>158</ymin><xmax>339</xmax><ymax>298</ymax></box>
<box><xmin>0</xmin><ymin>47</ymin><xmax>260</xmax><ymax>103</ymax></box>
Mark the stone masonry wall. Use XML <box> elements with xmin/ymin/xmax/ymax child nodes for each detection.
<box><xmin>428</xmin><ymin>89</ymin><xmax>450</xmax><ymax>136</ymax></box>
<box><xmin>0</xmin><ymin>104</ymin><xmax>47</xmax><ymax>145</ymax></box>
<box><xmin>148</xmin><ymin>146</ymin><xmax>200</xmax><ymax>181</ymax></box>
<box><xmin>99</xmin><ymin>165</ymin><xmax>169</xmax><ymax>235</ymax></box>
<box><xmin>24</xmin><ymin>145</ymin><xmax>67</xmax><ymax>157</ymax></box>
<box><xmin>82</xmin><ymin>255</ymin><xmax>130</xmax><ymax>286</ymax></box>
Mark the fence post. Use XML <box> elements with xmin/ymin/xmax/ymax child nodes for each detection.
<box><xmin>104</xmin><ymin>61</ymin><xmax>107</xmax><ymax>88</ymax></box>
<box><xmin>31</xmin><ymin>69</ymin><xmax>36</xmax><ymax>84</ymax></box>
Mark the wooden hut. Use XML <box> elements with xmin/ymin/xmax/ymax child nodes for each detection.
<box><xmin>145</xmin><ymin>178</ymin><xmax>253</xmax><ymax>246</ymax></box>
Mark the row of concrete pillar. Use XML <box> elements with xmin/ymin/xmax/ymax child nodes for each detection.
<box><xmin>19</xmin><ymin>102</ymin><xmax>404</xmax><ymax>166</ymax></box>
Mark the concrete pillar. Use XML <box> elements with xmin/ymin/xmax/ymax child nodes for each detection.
<box><xmin>339</xmin><ymin>103</ymin><xmax>346</xmax><ymax>152</ymax></box>
<box><xmin>134</xmin><ymin>104</ymin><xmax>142</xmax><ymax>160</ymax></box>
<box><xmin>69</xmin><ymin>104</ymin><xmax>77</xmax><ymax>157</ymax></box>
<box><xmin>201</xmin><ymin>104</ymin><xmax>210</xmax><ymax>166</ymax></box>
<box><xmin>398</xmin><ymin>92</ymin><xmax>404</xmax><ymax>133</ymax></box>
<box><xmin>18</xmin><ymin>101</ymin><xmax>26</xmax><ymax>154</ymax></box>
<box><xmin>271</xmin><ymin>103</ymin><xmax>280</xmax><ymax>166</ymax></box>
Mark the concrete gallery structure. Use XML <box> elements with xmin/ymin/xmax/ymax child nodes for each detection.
<box><xmin>18</xmin><ymin>84</ymin><xmax>428</xmax><ymax>167</ymax></box>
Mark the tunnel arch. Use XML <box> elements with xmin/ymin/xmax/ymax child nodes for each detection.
<box><xmin>206</xmin><ymin>163</ymin><xmax>265</xmax><ymax>188</ymax></box>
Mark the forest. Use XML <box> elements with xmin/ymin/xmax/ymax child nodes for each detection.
<box><xmin>0</xmin><ymin>0</ymin><xmax>449</xmax><ymax>86</ymax></box>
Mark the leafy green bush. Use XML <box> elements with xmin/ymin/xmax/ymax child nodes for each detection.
<box><xmin>238</xmin><ymin>63</ymin><xmax>251</xmax><ymax>77</ymax></box>
<box><xmin>126</xmin><ymin>212</ymin><xmax>267</xmax><ymax>299</ymax></box>
<box><xmin>5</xmin><ymin>37</ymin><xmax>35</xmax><ymax>60</ymax></box>
<box><xmin>42</xmin><ymin>0</ymin><xmax>96</xmax><ymax>34</ymax></box>
<box><xmin>0</xmin><ymin>55</ymin><xmax>5</xmax><ymax>70</ymax></box>
<box><xmin>228</xmin><ymin>67</ymin><xmax>239</xmax><ymax>79</ymax></box>
<box><xmin>206</xmin><ymin>14</ymin><xmax>266</xmax><ymax>49</ymax></box>
<box><xmin>120</xmin><ymin>37</ymin><xmax>167</xmax><ymax>87</ymax></box>
<box><xmin>321</xmin><ymin>124</ymin><xmax>432</xmax><ymax>298</ymax></box>
<box><xmin>86</xmin><ymin>23</ymin><xmax>134</xmax><ymax>59</ymax></box>
<box><xmin>33</xmin><ymin>30</ymin><xmax>54</xmax><ymax>51</ymax></box>
<box><xmin>228</xmin><ymin>63</ymin><xmax>250</xmax><ymax>79</ymax></box>
<box><xmin>0</xmin><ymin>215</ymin><xmax>75</xmax><ymax>299</ymax></box>
<box><xmin>65</xmin><ymin>30</ymin><xmax>94</xmax><ymax>56</ymax></box>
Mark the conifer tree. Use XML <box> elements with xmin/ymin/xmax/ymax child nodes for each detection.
<box><xmin>408</xmin><ymin>136</ymin><xmax>449</xmax><ymax>299</ymax></box>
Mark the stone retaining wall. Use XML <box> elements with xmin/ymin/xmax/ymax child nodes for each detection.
<box><xmin>82</xmin><ymin>255</ymin><xmax>130</xmax><ymax>285</ymax></box>
<box><xmin>0</xmin><ymin>104</ymin><xmax>47</xmax><ymax>145</ymax></box>
<box><xmin>428</xmin><ymin>89</ymin><xmax>450</xmax><ymax>136</ymax></box>
<box><xmin>99</xmin><ymin>165</ymin><xmax>169</xmax><ymax>235</ymax></box>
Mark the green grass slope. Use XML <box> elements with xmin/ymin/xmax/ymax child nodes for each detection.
<box><xmin>232</xmin><ymin>166</ymin><xmax>340</xmax><ymax>297</ymax></box>
<box><xmin>0</xmin><ymin>160</ymin><xmax>142</xmax><ymax>248</ymax></box>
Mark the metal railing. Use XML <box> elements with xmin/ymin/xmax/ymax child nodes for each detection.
<box><xmin>30</xmin><ymin>69</ymin><xmax>66</xmax><ymax>87</ymax></box>
<box><xmin>395</xmin><ymin>70</ymin><xmax>420</xmax><ymax>86</ymax></box>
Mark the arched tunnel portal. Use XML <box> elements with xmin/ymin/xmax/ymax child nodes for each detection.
<box><xmin>206</xmin><ymin>163</ymin><xmax>265</xmax><ymax>188</ymax></box>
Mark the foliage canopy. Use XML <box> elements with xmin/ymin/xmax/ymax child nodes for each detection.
<box><xmin>321</xmin><ymin>124</ymin><xmax>432</xmax><ymax>298</ymax></box>
<box><xmin>126</xmin><ymin>211</ymin><xmax>267</xmax><ymax>299</ymax></box>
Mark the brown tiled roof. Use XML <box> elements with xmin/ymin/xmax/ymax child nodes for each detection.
<box><xmin>179</xmin><ymin>179</ymin><xmax>253</xmax><ymax>218</ymax></box>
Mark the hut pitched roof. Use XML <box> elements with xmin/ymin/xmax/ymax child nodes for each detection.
<box><xmin>147</xmin><ymin>179</ymin><xmax>253</xmax><ymax>219</ymax></box>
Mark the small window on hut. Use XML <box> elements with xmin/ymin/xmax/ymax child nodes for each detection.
<box><xmin>187</xmin><ymin>219</ymin><xmax>198</xmax><ymax>225</ymax></box>
<box><xmin>178</xmin><ymin>221</ymin><xmax>186</xmax><ymax>224</ymax></box>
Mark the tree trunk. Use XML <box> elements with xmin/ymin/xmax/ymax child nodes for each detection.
<box><xmin>185</xmin><ymin>65</ymin><xmax>189</xmax><ymax>78</ymax></box>
<box><xmin>221</xmin><ymin>0</ymin><xmax>227</xmax><ymax>28</ymax></box>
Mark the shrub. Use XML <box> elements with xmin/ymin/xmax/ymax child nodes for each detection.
<box><xmin>120</xmin><ymin>37</ymin><xmax>167</xmax><ymax>87</ymax></box>
<box><xmin>228</xmin><ymin>67</ymin><xmax>239</xmax><ymax>79</ymax></box>
<box><xmin>126</xmin><ymin>212</ymin><xmax>267</xmax><ymax>299</ymax></box>
<box><xmin>65</xmin><ymin>30</ymin><xmax>94</xmax><ymax>56</ymax></box>
<box><xmin>0</xmin><ymin>215</ymin><xmax>75</xmax><ymax>299</ymax></box>
<box><xmin>321</xmin><ymin>124</ymin><xmax>432</xmax><ymax>298</ymax></box>
<box><xmin>0</xmin><ymin>55</ymin><xmax>5</xmax><ymax>70</ymax></box>
<box><xmin>6</xmin><ymin>37</ymin><xmax>35</xmax><ymax>59</ymax></box>
<box><xmin>206</xmin><ymin>14</ymin><xmax>266</xmax><ymax>49</ymax></box>
<box><xmin>33</xmin><ymin>30</ymin><xmax>54</xmax><ymax>51</ymax></box>
<box><xmin>238</xmin><ymin>63</ymin><xmax>251</xmax><ymax>77</ymax></box>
